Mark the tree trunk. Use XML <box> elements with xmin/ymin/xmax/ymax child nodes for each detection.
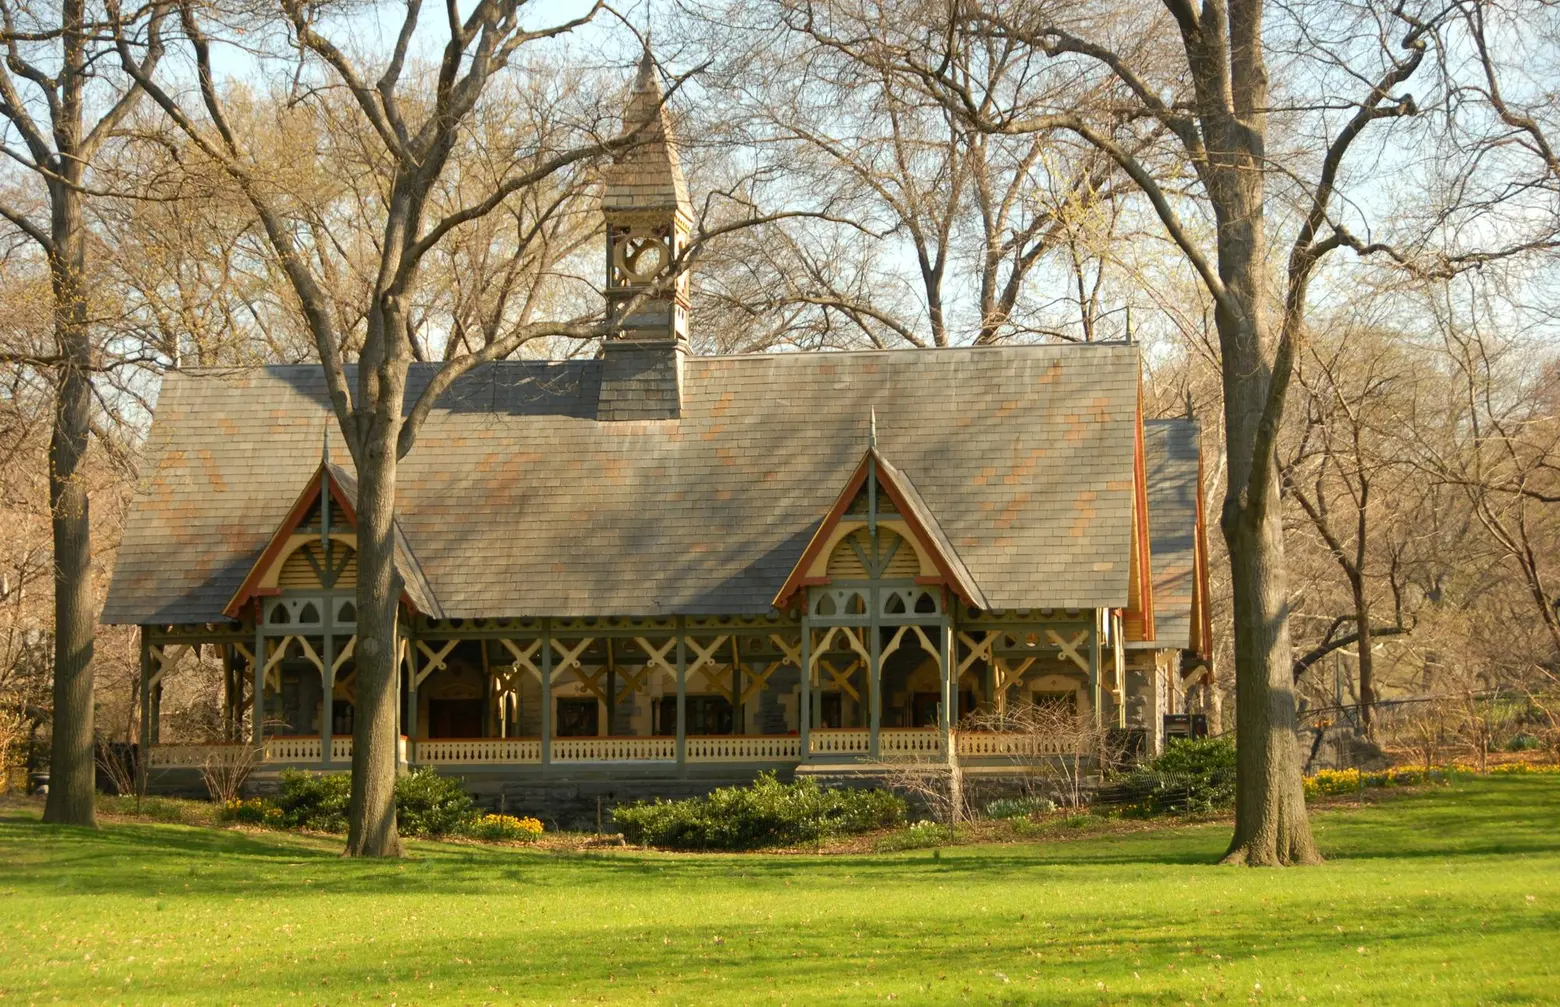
<box><xmin>1221</xmin><ymin>486</ymin><xmax>1320</xmax><ymax>865</ymax></box>
<box><xmin>1203</xmin><ymin>67</ymin><xmax>1320</xmax><ymax>861</ymax></box>
<box><xmin>344</xmin><ymin>395</ymin><xmax>405</xmax><ymax>857</ymax></box>
<box><xmin>1352</xmin><ymin>579</ymin><xmax>1375</xmax><ymax>736</ymax></box>
<box><xmin>41</xmin><ymin>169</ymin><xmax>97</xmax><ymax>829</ymax></box>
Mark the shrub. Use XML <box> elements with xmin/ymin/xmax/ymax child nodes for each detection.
<box><xmin>874</xmin><ymin>821</ymin><xmax>957</xmax><ymax>852</ymax></box>
<box><xmin>613</xmin><ymin>772</ymin><xmax>905</xmax><ymax>850</ymax></box>
<box><xmin>1119</xmin><ymin>737</ymin><xmax>1237</xmax><ymax>815</ymax></box>
<box><xmin>1506</xmin><ymin>733</ymin><xmax>1543</xmax><ymax>752</ymax></box>
<box><xmin>466</xmin><ymin>813</ymin><xmax>544</xmax><ymax>842</ymax></box>
<box><xmin>271</xmin><ymin>770</ymin><xmax>352</xmax><ymax>832</ymax></box>
<box><xmin>984</xmin><ymin>796</ymin><xmax>1055</xmax><ymax>820</ymax></box>
<box><xmin>394</xmin><ymin>768</ymin><xmax>476</xmax><ymax>838</ymax></box>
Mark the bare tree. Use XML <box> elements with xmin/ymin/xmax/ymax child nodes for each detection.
<box><xmin>762</xmin><ymin>0</ymin><xmax>1462</xmax><ymax>865</ymax></box>
<box><xmin>0</xmin><ymin>0</ymin><xmax>164</xmax><ymax>826</ymax></box>
<box><xmin>1282</xmin><ymin>326</ymin><xmax>1422</xmax><ymax>733</ymax></box>
<box><xmin>679</xmin><ymin>0</ymin><xmax>1142</xmax><ymax>348</ymax></box>
<box><xmin>114</xmin><ymin>3</ymin><xmax>801</xmax><ymax>854</ymax></box>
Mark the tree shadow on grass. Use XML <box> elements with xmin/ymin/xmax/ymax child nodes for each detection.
<box><xmin>20</xmin><ymin>888</ymin><xmax>1558</xmax><ymax>1007</ymax></box>
<box><xmin>1</xmin><ymin>777</ymin><xmax>1555</xmax><ymax>900</ymax></box>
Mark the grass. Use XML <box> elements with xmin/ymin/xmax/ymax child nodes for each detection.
<box><xmin>0</xmin><ymin>777</ymin><xmax>1556</xmax><ymax>1005</ymax></box>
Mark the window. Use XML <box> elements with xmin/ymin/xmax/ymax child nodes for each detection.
<box><xmin>654</xmin><ymin>696</ymin><xmax>733</xmax><ymax>736</ymax></box>
<box><xmin>910</xmin><ymin>692</ymin><xmax>941</xmax><ymax>727</ymax></box>
<box><xmin>1033</xmin><ymin>690</ymin><xmax>1078</xmax><ymax>716</ymax></box>
<box><xmin>556</xmin><ymin>698</ymin><xmax>599</xmax><ymax>737</ymax></box>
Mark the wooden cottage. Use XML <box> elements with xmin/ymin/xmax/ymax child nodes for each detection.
<box><xmin>103</xmin><ymin>55</ymin><xmax>1213</xmax><ymax>811</ymax></box>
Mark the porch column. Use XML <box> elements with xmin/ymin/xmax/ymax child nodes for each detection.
<box><xmin>799</xmin><ymin>618</ymin><xmax>811</xmax><ymax>758</ymax></box>
<box><xmin>1112</xmin><ymin>610</ymin><xmax>1128</xmax><ymax>730</ymax></box>
<box><xmin>394</xmin><ymin>620</ymin><xmax>406</xmax><ymax>764</ymax></box>
<box><xmin>540</xmin><ymin>621</ymin><xmax>553</xmax><ymax>768</ymax></box>
<box><xmin>868</xmin><ymin>618</ymin><xmax>882</xmax><ymax>760</ymax></box>
<box><xmin>321</xmin><ymin>631</ymin><xmax>335</xmax><ymax>766</ymax></box>
<box><xmin>605</xmin><ymin>638</ymin><xmax>617</xmax><ymax>736</ymax></box>
<box><xmin>137</xmin><ymin>629</ymin><xmax>151</xmax><ymax>795</ymax></box>
<box><xmin>252</xmin><ymin>613</ymin><xmax>265</xmax><ymax>746</ymax></box>
<box><xmin>220</xmin><ymin>644</ymin><xmax>234</xmax><ymax>741</ymax></box>
<box><xmin>1090</xmin><ymin>609</ymin><xmax>1103</xmax><ymax>728</ymax></box>
<box><xmin>404</xmin><ymin>634</ymin><xmax>418</xmax><ymax>743</ymax></box>
<box><xmin>675</xmin><ymin>618</ymin><xmax>687</xmax><ymax>767</ymax></box>
<box><xmin>938</xmin><ymin>613</ymin><xmax>953</xmax><ymax>747</ymax></box>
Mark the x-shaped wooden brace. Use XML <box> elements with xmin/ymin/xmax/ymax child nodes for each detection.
<box><xmin>992</xmin><ymin>656</ymin><xmax>1036</xmax><ymax>712</ymax></box>
<box><xmin>1046</xmin><ymin>629</ymin><xmax>1090</xmax><ymax>673</ymax></box>
<box><xmin>545</xmin><ymin>637</ymin><xmax>601</xmax><ymax>698</ymax></box>
<box><xmin>633</xmin><ymin>636</ymin><xmax>678</xmax><ymax>679</ymax></box>
<box><xmin>498</xmin><ymin>639</ymin><xmax>545</xmax><ymax>683</ymax></box>
<box><xmin>614</xmin><ymin>663</ymin><xmax>651</xmax><ymax>704</ymax></box>
<box><xmin>570</xmin><ymin>665</ymin><xmax>609</xmax><ymax>702</ymax></box>
<box><xmin>956</xmin><ymin>631</ymin><xmax>996</xmax><ymax>680</ymax></box>
<box><xmin>414</xmin><ymin>640</ymin><xmax>459</xmax><ymax>688</ymax></box>
<box><xmin>738</xmin><ymin>660</ymin><xmax>780</xmax><ymax>706</ymax></box>
<box><xmin>685</xmin><ymin>635</ymin><xmax>733</xmax><ymax>701</ymax></box>
<box><xmin>769</xmin><ymin>633</ymin><xmax>802</xmax><ymax>669</ymax></box>
<box><xmin>148</xmin><ymin>643</ymin><xmax>196</xmax><ymax>690</ymax></box>
<box><xmin>816</xmin><ymin>657</ymin><xmax>862</xmax><ymax>702</ymax></box>
<box><xmin>547</xmin><ymin>637</ymin><xmax>594</xmax><ymax>681</ymax></box>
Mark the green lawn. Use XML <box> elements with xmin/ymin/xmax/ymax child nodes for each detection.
<box><xmin>1</xmin><ymin>778</ymin><xmax>1557</xmax><ymax>1005</ymax></box>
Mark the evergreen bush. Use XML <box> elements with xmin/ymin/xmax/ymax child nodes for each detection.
<box><xmin>271</xmin><ymin>769</ymin><xmax>352</xmax><ymax>832</ymax></box>
<box><xmin>613</xmin><ymin>771</ymin><xmax>905</xmax><ymax>849</ymax></box>
<box><xmin>1119</xmin><ymin>737</ymin><xmax>1237</xmax><ymax>815</ymax></box>
<box><xmin>394</xmin><ymin>767</ymin><xmax>476</xmax><ymax>837</ymax></box>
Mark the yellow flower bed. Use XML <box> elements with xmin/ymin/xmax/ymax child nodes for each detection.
<box><xmin>1487</xmin><ymin>761</ymin><xmax>1560</xmax><ymax>775</ymax></box>
<box><xmin>1304</xmin><ymin>761</ymin><xmax>1560</xmax><ymax>798</ymax></box>
<box><xmin>468</xmin><ymin>813</ymin><xmax>544</xmax><ymax>841</ymax></box>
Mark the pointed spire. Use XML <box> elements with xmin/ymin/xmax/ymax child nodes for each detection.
<box><xmin>602</xmin><ymin>46</ymin><xmax>692</xmax><ymax>219</ymax></box>
<box><xmin>868</xmin><ymin>407</ymin><xmax>878</xmax><ymax>450</ymax></box>
<box><xmin>321</xmin><ymin>419</ymin><xmax>331</xmax><ymax>466</ymax></box>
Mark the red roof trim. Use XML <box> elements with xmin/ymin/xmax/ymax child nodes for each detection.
<box><xmin>771</xmin><ymin>449</ymin><xmax>979</xmax><ymax>610</ymax></box>
<box><xmin>221</xmin><ymin>464</ymin><xmax>358</xmax><ymax>619</ymax></box>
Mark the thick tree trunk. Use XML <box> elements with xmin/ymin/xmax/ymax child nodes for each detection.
<box><xmin>1203</xmin><ymin>72</ymin><xmax>1320</xmax><ymax>862</ymax></box>
<box><xmin>41</xmin><ymin>173</ymin><xmax>97</xmax><ymax>829</ymax></box>
<box><xmin>1221</xmin><ymin>481</ymin><xmax>1320</xmax><ymax>865</ymax></box>
<box><xmin>345</xmin><ymin>400</ymin><xmax>405</xmax><ymax>857</ymax></box>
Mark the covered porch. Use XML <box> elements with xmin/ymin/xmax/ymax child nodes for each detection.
<box><xmin>139</xmin><ymin>606</ymin><xmax>1130</xmax><ymax>778</ymax></box>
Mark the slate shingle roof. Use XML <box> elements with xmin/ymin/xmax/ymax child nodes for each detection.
<box><xmin>1143</xmin><ymin>418</ymin><xmax>1202</xmax><ymax>650</ymax></box>
<box><xmin>102</xmin><ymin>344</ymin><xmax>1143</xmax><ymax>625</ymax></box>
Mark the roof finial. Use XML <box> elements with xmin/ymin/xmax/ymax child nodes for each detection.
<box><xmin>321</xmin><ymin>418</ymin><xmax>330</xmax><ymax>465</ymax></box>
<box><xmin>869</xmin><ymin>407</ymin><xmax>877</xmax><ymax>450</ymax></box>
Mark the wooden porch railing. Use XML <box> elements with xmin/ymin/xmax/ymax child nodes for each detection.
<box><xmin>262</xmin><ymin>736</ymin><xmax>323</xmax><ymax>762</ymax></box>
<box><xmin>146</xmin><ymin>742</ymin><xmax>253</xmax><ymax>768</ymax></box>
<box><xmin>807</xmin><ymin>728</ymin><xmax>871</xmax><ymax>755</ymax></box>
<box><xmin>954</xmin><ymin>732</ymin><xmax>1071</xmax><ymax>757</ymax></box>
<box><xmin>551</xmin><ymin>736</ymin><xmax>677</xmax><ymax>761</ymax></box>
<box><xmin>685</xmin><ymin>735</ymin><xmax>801</xmax><ymax>762</ymax></box>
<box><xmin>879</xmin><ymin>728</ymin><xmax>944</xmax><ymax>757</ymax></box>
<box><xmin>415</xmin><ymin>738</ymin><xmax>542</xmax><ymax>764</ymax></box>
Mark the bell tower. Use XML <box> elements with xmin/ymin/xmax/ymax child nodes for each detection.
<box><xmin>597</xmin><ymin>49</ymin><xmax>693</xmax><ymax>421</ymax></box>
<box><xmin>604</xmin><ymin>48</ymin><xmax>692</xmax><ymax>338</ymax></box>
